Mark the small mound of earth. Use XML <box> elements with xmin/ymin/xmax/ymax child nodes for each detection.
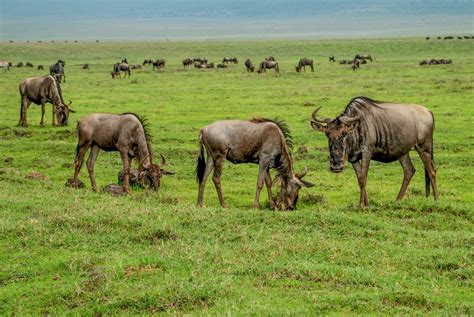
<box><xmin>102</xmin><ymin>184</ymin><xmax>126</xmax><ymax>196</ymax></box>
<box><xmin>65</xmin><ymin>178</ymin><xmax>85</xmax><ymax>188</ymax></box>
<box><xmin>26</xmin><ymin>171</ymin><xmax>47</xmax><ymax>180</ymax></box>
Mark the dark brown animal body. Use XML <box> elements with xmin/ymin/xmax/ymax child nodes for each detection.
<box><xmin>71</xmin><ymin>113</ymin><xmax>172</xmax><ymax>193</ymax></box>
<box><xmin>222</xmin><ymin>57</ymin><xmax>238</xmax><ymax>64</ymax></box>
<box><xmin>244</xmin><ymin>59</ymin><xmax>255</xmax><ymax>72</ymax></box>
<box><xmin>130</xmin><ymin>64</ymin><xmax>142</xmax><ymax>69</ymax></box>
<box><xmin>295</xmin><ymin>58</ymin><xmax>314</xmax><ymax>72</ymax></box>
<box><xmin>351</xmin><ymin>59</ymin><xmax>360</xmax><ymax>71</ymax></box>
<box><xmin>111</xmin><ymin>63</ymin><xmax>130</xmax><ymax>79</ymax></box>
<box><xmin>329</xmin><ymin>56</ymin><xmax>336</xmax><ymax>62</ymax></box>
<box><xmin>310</xmin><ymin>96</ymin><xmax>438</xmax><ymax>207</ymax></box>
<box><xmin>50</xmin><ymin>60</ymin><xmax>66</xmax><ymax>83</ymax></box>
<box><xmin>216</xmin><ymin>63</ymin><xmax>227</xmax><ymax>68</ymax></box>
<box><xmin>258</xmin><ymin>60</ymin><xmax>279</xmax><ymax>73</ymax></box>
<box><xmin>183</xmin><ymin>58</ymin><xmax>193</xmax><ymax>68</ymax></box>
<box><xmin>37</xmin><ymin>65</ymin><xmax>44</xmax><ymax>70</ymax></box>
<box><xmin>152</xmin><ymin>59</ymin><xmax>165</xmax><ymax>70</ymax></box>
<box><xmin>26</xmin><ymin>62</ymin><xmax>33</xmax><ymax>67</ymax></box>
<box><xmin>355</xmin><ymin>54</ymin><xmax>373</xmax><ymax>62</ymax></box>
<box><xmin>18</xmin><ymin>75</ymin><xmax>74</xmax><ymax>127</ymax></box>
<box><xmin>196</xmin><ymin>118</ymin><xmax>314</xmax><ymax>210</ymax></box>
<box><xmin>82</xmin><ymin>64</ymin><xmax>90</xmax><ymax>69</ymax></box>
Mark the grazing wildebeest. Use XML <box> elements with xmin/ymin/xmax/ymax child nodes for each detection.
<box><xmin>310</xmin><ymin>96</ymin><xmax>438</xmax><ymax>208</ymax></box>
<box><xmin>152</xmin><ymin>59</ymin><xmax>165</xmax><ymax>70</ymax></box>
<box><xmin>194</xmin><ymin>62</ymin><xmax>214</xmax><ymax>69</ymax></box>
<box><xmin>143</xmin><ymin>59</ymin><xmax>153</xmax><ymax>65</ymax></box>
<box><xmin>258</xmin><ymin>60</ymin><xmax>279</xmax><ymax>73</ymax></box>
<box><xmin>183</xmin><ymin>58</ymin><xmax>193</xmax><ymax>68</ymax></box>
<box><xmin>82</xmin><ymin>64</ymin><xmax>89</xmax><ymax>70</ymax></box>
<box><xmin>111</xmin><ymin>63</ymin><xmax>131</xmax><ymax>79</ymax></box>
<box><xmin>16</xmin><ymin>62</ymin><xmax>24</xmax><ymax>67</ymax></box>
<box><xmin>0</xmin><ymin>61</ymin><xmax>12</xmax><ymax>72</ymax></box>
<box><xmin>193</xmin><ymin>57</ymin><xmax>208</xmax><ymax>64</ymax></box>
<box><xmin>355</xmin><ymin>54</ymin><xmax>373</xmax><ymax>62</ymax></box>
<box><xmin>295</xmin><ymin>58</ymin><xmax>314</xmax><ymax>72</ymax></box>
<box><xmin>130</xmin><ymin>64</ymin><xmax>142</xmax><ymax>69</ymax></box>
<box><xmin>37</xmin><ymin>65</ymin><xmax>44</xmax><ymax>70</ymax></box>
<box><xmin>70</xmin><ymin>113</ymin><xmax>173</xmax><ymax>193</ymax></box>
<box><xmin>18</xmin><ymin>75</ymin><xmax>74</xmax><ymax>127</ymax></box>
<box><xmin>351</xmin><ymin>59</ymin><xmax>360</xmax><ymax>71</ymax></box>
<box><xmin>426</xmin><ymin>36</ymin><xmax>430</xmax><ymax>40</ymax></box>
<box><xmin>216</xmin><ymin>63</ymin><xmax>227</xmax><ymax>68</ymax></box>
<box><xmin>265</xmin><ymin>56</ymin><xmax>276</xmax><ymax>61</ymax></box>
<box><xmin>196</xmin><ymin>118</ymin><xmax>314</xmax><ymax>210</ymax></box>
<box><xmin>244</xmin><ymin>59</ymin><xmax>255</xmax><ymax>72</ymax></box>
<box><xmin>50</xmin><ymin>60</ymin><xmax>66</xmax><ymax>83</ymax></box>
<box><xmin>329</xmin><ymin>56</ymin><xmax>336</xmax><ymax>62</ymax></box>
<box><xmin>222</xmin><ymin>57</ymin><xmax>238</xmax><ymax>64</ymax></box>
<box><xmin>26</xmin><ymin>62</ymin><xmax>33</xmax><ymax>67</ymax></box>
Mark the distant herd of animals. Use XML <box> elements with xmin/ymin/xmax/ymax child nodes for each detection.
<box><xmin>1</xmin><ymin>54</ymin><xmax>441</xmax><ymax>210</ymax></box>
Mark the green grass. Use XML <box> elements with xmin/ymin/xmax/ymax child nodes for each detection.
<box><xmin>0</xmin><ymin>38</ymin><xmax>473</xmax><ymax>315</ymax></box>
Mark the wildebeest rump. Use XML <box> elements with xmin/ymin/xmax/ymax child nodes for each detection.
<box><xmin>258</xmin><ymin>60</ymin><xmax>279</xmax><ymax>73</ymax></box>
<box><xmin>18</xmin><ymin>75</ymin><xmax>74</xmax><ymax>127</ymax></box>
<box><xmin>196</xmin><ymin>118</ymin><xmax>314</xmax><ymax>210</ymax></box>
<box><xmin>70</xmin><ymin>113</ymin><xmax>173</xmax><ymax>193</ymax></box>
<box><xmin>310</xmin><ymin>96</ymin><xmax>438</xmax><ymax>207</ymax></box>
<box><xmin>111</xmin><ymin>63</ymin><xmax>131</xmax><ymax>79</ymax></box>
<box><xmin>50</xmin><ymin>60</ymin><xmax>66</xmax><ymax>83</ymax></box>
<box><xmin>244</xmin><ymin>59</ymin><xmax>255</xmax><ymax>72</ymax></box>
<box><xmin>295</xmin><ymin>58</ymin><xmax>314</xmax><ymax>72</ymax></box>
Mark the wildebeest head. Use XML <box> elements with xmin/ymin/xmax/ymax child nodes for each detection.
<box><xmin>276</xmin><ymin>167</ymin><xmax>314</xmax><ymax>210</ymax></box>
<box><xmin>295</xmin><ymin>65</ymin><xmax>301</xmax><ymax>72</ymax></box>
<box><xmin>311</xmin><ymin>107</ymin><xmax>360</xmax><ymax>173</ymax></box>
<box><xmin>140</xmin><ymin>154</ymin><xmax>174</xmax><ymax>190</ymax></box>
<box><xmin>56</xmin><ymin>100</ymin><xmax>75</xmax><ymax>126</ymax></box>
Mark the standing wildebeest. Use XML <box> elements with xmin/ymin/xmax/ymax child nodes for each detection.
<box><xmin>152</xmin><ymin>59</ymin><xmax>166</xmax><ymax>70</ymax></box>
<box><xmin>258</xmin><ymin>60</ymin><xmax>280</xmax><ymax>73</ymax></box>
<box><xmin>295</xmin><ymin>58</ymin><xmax>314</xmax><ymax>72</ymax></box>
<box><xmin>310</xmin><ymin>96</ymin><xmax>438</xmax><ymax>208</ymax></box>
<box><xmin>222</xmin><ymin>57</ymin><xmax>238</xmax><ymax>64</ymax></box>
<box><xmin>355</xmin><ymin>54</ymin><xmax>373</xmax><ymax>62</ymax></box>
<box><xmin>82</xmin><ymin>64</ymin><xmax>90</xmax><ymax>70</ymax></box>
<box><xmin>37</xmin><ymin>65</ymin><xmax>44</xmax><ymax>70</ymax></box>
<box><xmin>70</xmin><ymin>113</ymin><xmax>173</xmax><ymax>193</ymax></box>
<box><xmin>16</xmin><ymin>62</ymin><xmax>24</xmax><ymax>67</ymax></box>
<box><xmin>193</xmin><ymin>57</ymin><xmax>208</xmax><ymax>64</ymax></box>
<box><xmin>196</xmin><ymin>118</ymin><xmax>314</xmax><ymax>210</ymax></box>
<box><xmin>111</xmin><ymin>63</ymin><xmax>131</xmax><ymax>79</ymax></box>
<box><xmin>183</xmin><ymin>58</ymin><xmax>193</xmax><ymax>69</ymax></box>
<box><xmin>351</xmin><ymin>59</ymin><xmax>360</xmax><ymax>71</ymax></box>
<box><xmin>50</xmin><ymin>60</ymin><xmax>66</xmax><ymax>83</ymax></box>
<box><xmin>26</xmin><ymin>62</ymin><xmax>33</xmax><ymax>67</ymax></box>
<box><xmin>244</xmin><ymin>59</ymin><xmax>255</xmax><ymax>72</ymax></box>
<box><xmin>18</xmin><ymin>75</ymin><xmax>74</xmax><ymax>127</ymax></box>
<box><xmin>0</xmin><ymin>61</ymin><xmax>12</xmax><ymax>72</ymax></box>
<box><xmin>329</xmin><ymin>56</ymin><xmax>336</xmax><ymax>62</ymax></box>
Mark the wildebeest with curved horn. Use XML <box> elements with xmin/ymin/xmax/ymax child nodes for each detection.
<box><xmin>310</xmin><ymin>96</ymin><xmax>438</xmax><ymax>208</ymax></box>
<box><xmin>111</xmin><ymin>63</ymin><xmax>131</xmax><ymax>79</ymax></box>
<box><xmin>295</xmin><ymin>58</ymin><xmax>314</xmax><ymax>72</ymax></box>
<box><xmin>244</xmin><ymin>59</ymin><xmax>255</xmax><ymax>72</ymax></box>
<box><xmin>196</xmin><ymin>118</ymin><xmax>314</xmax><ymax>210</ymax></box>
<box><xmin>70</xmin><ymin>113</ymin><xmax>173</xmax><ymax>193</ymax></box>
<box><xmin>50</xmin><ymin>60</ymin><xmax>66</xmax><ymax>83</ymax></box>
<box><xmin>18</xmin><ymin>75</ymin><xmax>74</xmax><ymax>127</ymax></box>
<box><xmin>258</xmin><ymin>60</ymin><xmax>280</xmax><ymax>73</ymax></box>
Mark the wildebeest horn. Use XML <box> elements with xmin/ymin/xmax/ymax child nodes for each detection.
<box><xmin>296</xmin><ymin>166</ymin><xmax>308</xmax><ymax>179</ymax></box>
<box><xmin>311</xmin><ymin>107</ymin><xmax>332</xmax><ymax>124</ymax></box>
<box><xmin>160</xmin><ymin>154</ymin><xmax>166</xmax><ymax>166</ymax></box>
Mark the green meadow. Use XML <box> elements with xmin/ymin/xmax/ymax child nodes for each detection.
<box><xmin>0</xmin><ymin>38</ymin><xmax>472</xmax><ymax>315</ymax></box>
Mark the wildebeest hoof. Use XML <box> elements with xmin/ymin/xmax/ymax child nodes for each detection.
<box><xmin>65</xmin><ymin>178</ymin><xmax>85</xmax><ymax>188</ymax></box>
<box><xmin>102</xmin><ymin>184</ymin><xmax>126</xmax><ymax>196</ymax></box>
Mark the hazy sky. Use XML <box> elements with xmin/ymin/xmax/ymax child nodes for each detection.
<box><xmin>1</xmin><ymin>0</ymin><xmax>473</xmax><ymax>40</ymax></box>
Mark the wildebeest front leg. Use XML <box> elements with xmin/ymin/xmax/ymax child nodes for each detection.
<box><xmin>87</xmin><ymin>145</ymin><xmax>100</xmax><ymax>192</ymax></box>
<box><xmin>120</xmin><ymin>150</ymin><xmax>132</xmax><ymax>193</ymax></box>
<box><xmin>197</xmin><ymin>157</ymin><xmax>214</xmax><ymax>207</ymax></box>
<box><xmin>352</xmin><ymin>158</ymin><xmax>370</xmax><ymax>207</ymax></box>
<box><xmin>396</xmin><ymin>154</ymin><xmax>415</xmax><ymax>201</ymax></box>
<box><xmin>212</xmin><ymin>157</ymin><xmax>226</xmax><ymax>208</ymax></box>
<box><xmin>253</xmin><ymin>162</ymin><xmax>270</xmax><ymax>209</ymax></box>
<box><xmin>264</xmin><ymin>169</ymin><xmax>276</xmax><ymax>210</ymax></box>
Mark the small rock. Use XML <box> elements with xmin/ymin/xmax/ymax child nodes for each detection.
<box><xmin>298</xmin><ymin>145</ymin><xmax>308</xmax><ymax>154</ymax></box>
<box><xmin>4</xmin><ymin>156</ymin><xmax>13</xmax><ymax>163</ymax></box>
<box><xmin>102</xmin><ymin>184</ymin><xmax>126</xmax><ymax>196</ymax></box>
<box><xmin>26</xmin><ymin>171</ymin><xmax>47</xmax><ymax>180</ymax></box>
<box><xmin>65</xmin><ymin>178</ymin><xmax>85</xmax><ymax>188</ymax></box>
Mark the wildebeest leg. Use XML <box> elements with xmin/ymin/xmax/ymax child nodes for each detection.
<box><xmin>212</xmin><ymin>156</ymin><xmax>226</xmax><ymax>208</ymax></box>
<box><xmin>51</xmin><ymin>104</ymin><xmax>57</xmax><ymax>126</ymax></box>
<box><xmin>19</xmin><ymin>97</ymin><xmax>31</xmax><ymax>127</ymax></box>
<box><xmin>86</xmin><ymin>145</ymin><xmax>100</xmax><ymax>192</ymax></box>
<box><xmin>72</xmin><ymin>142</ymin><xmax>91</xmax><ymax>187</ymax></box>
<box><xmin>415</xmin><ymin>143</ymin><xmax>439</xmax><ymax>200</ymax></box>
<box><xmin>396</xmin><ymin>154</ymin><xmax>415</xmax><ymax>201</ymax></box>
<box><xmin>253</xmin><ymin>162</ymin><xmax>270</xmax><ymax>209</ymax></box>
<box><xmin>310</xmin><ymin>64</ymin><xmax>314</xmax><ymax>72</ymax></box>
<box><xmin>39</xmin><ymin>100</ymin><xmax>47</xmax><ymax>127</ymax></box>
<box><xmin>120</xmin><ymin>150</ymin><xmax>132</xmax><ymax>193</ymax></box>
<box><xmin>264</xmin><ymin>169</ymin><xmax>276</xmax><ymax>210</ymax></box>
<box><xmin>352</xmin><ymin>158</ymin><xmax>370</xmax><ymax>207</ymax></box>
<box><xmin>197</xmin><ymin>157</ymin><xmax>214</xmax><ymax>207</ymax></box>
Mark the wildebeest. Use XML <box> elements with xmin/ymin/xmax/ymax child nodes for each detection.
<box><xmin>70</xmin><ymin>113</ymin><xmax>173</xmax><ymax>193</ymax></box>
<box><xmin>351</xmin><ymin>59</ymin><xmax>360</xmax><ymax>71</ymax></box>
<box><xmin>355</xmin><ymin>54</ymin><xmax>373</xmax><ymax>62</ymax></box>
<box><xmin>18</xmin><ymin>75</ymin><xmax>74</xmax><ymax>127</ymax></box>
<box><xmin>244</xmin><ymin>59</ymin><xmax>255</xmax><ymax>72</ymax></box>
<box><xmin>196</xmin><ymin>118</ymin><xmax>314</xmax><ymax>210</ymax></box>
<box><xmin>295</xmin><ymin>58</ymin><xmax>314</xmax><ymax>72</ymax></box>
<box><xmin>193</xmin><ymin>57</ymin><xmax>208</xmax><ymax>64</ymax></box>
<box><xmin>0</xmin><ymin>61</ymin><xmax>12</xmax><ymax>72</ymax></box>
<box><xmin>420</xmin><ymin>59</ymin><xmax>453</xmax><ymax>66</ymax></box>
<box><xmin>16</xmin><ymin>62</ymin><xmax>24</xmax><ymax>67</ymax></box>
<box><xmin>26</xmin><ymin>62</ymin><xmax>33</xmax><ymax>67</ymax></box>
<box><xmin>194</xmin><ymin>62</ymin><xmax>214</xmax><ymax>69</ymax></box>
<box><xmin>183</xmin><ymin>58</ymin><xmax>193</xmax><ymax>68</ymax></box>
<box><xmin>329</xmin><ymin>56</ymin><xmax>336</xmax><ymax>62</ymax></box>
<box><xmin>339</xmin><ymin>60</ymin><xmax>351</xmax><ymax>64</ymax></box>
<box><xmin>258</xmin><ymin>60</ymin><xmax>279</xmax><ymax>73</ymax></box>
<box><xmin>310</xmin><ymin>96</ymin><xmax>438</xmax><ymax>208</ymax></box>
<box><xmin>222</xmin><ymin>57</ymin><xmax>238</xmax><ymax>64</ymax></box>
<box><xmin>37</xmin><ymin>65</ymin><xmax>44</xmax><ymax>70</ymax></box>
<box><xmin>82</xmin><ymin>64</ymin><xmax>90</xmax><ymax>70</ymax></box>
<box><xmin>143</xmin><ymin>59</ymin><xmax>153</xmax><ymax>65</ymax></box>
<box><xmin>50</xmin><ymin>60</ymin><xmax>66</xmax><ymax>83</ymax></box>
<box><xmin>426</xmin><ymin>36</ymin><xmax>430</xmax><ymax>40</ymax></box>
<box><xmin>152</xmin><ymin>59</ymin><xmax>165</xmax><ymax>70</ymax></box>
<box><xmin>111</xmin><ymin>63</ymin><xmax>131</xmax><ymax>79</ymax></box>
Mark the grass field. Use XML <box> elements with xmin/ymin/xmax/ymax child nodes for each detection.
<box><xmin>0</xmin><ymin>38</ymin><xmax>473</xmax><ymax>315</ymax></box>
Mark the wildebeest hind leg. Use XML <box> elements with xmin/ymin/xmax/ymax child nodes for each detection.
<box><xmin>415</xmin><ymin>143</ymin><xmax>438</xmax><ymax>200</ymax></box>
<box><xmin>87</xmin><ymin>145</ymin><xmax>100</xmax><ymax>192</ymax></box>
<box><xmin>197</xmin><ymin>157</ymin><xmax>214</xmax><ymax>207</ymax></box>
<box><xmin>212</xmin><ymin>157</ymin><xmax>226</xmax><ymax>208</ymax></box>
<box><xmin>72</xmin><ymin>142</ymin><xmax>91</xmax><ymax>188</ymax></box>
<box><xmin>396</xmin><ymin>154</ymin><xmax>415</xmax><ymax>201</ymax></box>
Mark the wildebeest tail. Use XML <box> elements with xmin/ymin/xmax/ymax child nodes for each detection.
<box><xmin>196</xmin><ymin>132</ymin><xmax>206</xmax><ymax>183</ymax></box>
<box><xmin>425</xmin><ymin>112</ymin><xmax>435</xmax><ymax>197</ymax></box>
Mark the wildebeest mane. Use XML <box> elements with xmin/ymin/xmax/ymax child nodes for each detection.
<box><xmin>121</xmin><ymin>112</ymin><xmax>153</xmax><ymax>159</ymax></box>
<box><xmin>44</xmin><ymin>75</ymin><xmax>65</xmax><ymax>106</ymax></box>
<box><xmin>340</xmin><ymin>96</ymin><xmax>386</xmax><ymax>118</ymax></box>
<box><xmin>250</xmin><ymin>117</ymin><xmax>293</xmax><ymax>154</ymax></box>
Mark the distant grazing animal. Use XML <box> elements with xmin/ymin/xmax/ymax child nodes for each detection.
<box><xmin>216</xmin><ymin>63</ymin><xmax>227</xmax><ymax>68</ymax></box>
<box><xmin>18</xmin><ymin>75</ymin><xmax>74</xmax><ymax>127</ymax></box>
<box><xmin>50</xmin><ymin>60</ymin><xmax>66</xmax><ymax>83</ymax></box>
<box><xmin>426</xmin><ymin>36</ymin><xmax>430</xmax><ymax>40</ymax></box>
<box><xmin>329</xmin><ymin>56</ymin><xmax>336</xmax><ymax>62</ymax></box>
<box><xmin>265</xmin><ymin>56</ymin><xmax>276</xmax><ymax>61</ymax></box>
<box><xmin>194</xmin><ymin>62</ymin><xmax>214</xmax><ymax>69</ymax></box>
<box><xmin>26</xmin><ymin>62</ymin><xmax>33</xmax><ymax>67</ymax></box>
<box><xmin>183</xmin><ymin>58</ymin><xmax>193</xmax><ymax>68</ymax></box>
<box><xmin>37</xmin><ymin>65</ymin><xmax>44</xmax><ymax>70</ymax></box>
<box><xmin>152</xmin><ymin>59</ymin><xmax>166</xmax><ymax>70</ymax></box>
<box><xmin>222</xmin><ymin>57</ymin><xmax>238</xmax><ymax>64</ymax></box>
<box><xmin>351</xmin><ymin>59</ymin><xmax>360</xmax><ymax>71</ymax></box>
<box><xmin>143</xmin><ymin>59</ymin><xmax>153</xmax><ymax>65</ymax></box>
<box><xmin>82</xmin><ymin>64</ymin><xmax>89</xmax><ymax>70</ymax></box>
<box><xmin>70</xmin><ymin>113</ymin><xmax>173</xmax><ymax>193</ymax></box>
<box><xmin>339</xmin><ymin>60</ymin><xmax>350</xmax><ymax>64</ymax></box>
<box><xmin>0</xmin><ymin>61</ymin><xmax>12</xmax><ymax>72</ymax></box>
<box><xmin>16</xmin><ymin>62</ymin><xmax>24</xmax><ymax>67</ymax></box>
<box><xmin>295</xmin><ymin>58</ymin><xmax>314</xmax><ymax>72</ymax></box>
<box><xmin>355</xmin><ymin>54</ymin><xmax>373</xmax><ymax>62</ymax></box>
<box><xmin>196</xmin><ymin>118</ymin><xmax>314</xmax><ymax>210</ymax></box>
<box><xmin>193</xmin><ymin>57</ymin><xmax>208</xmax><ymax>64</ymax></box>
<box><xmin>258</xmin><ymin>60</ymin><xmax>279</xmax><ymax>73</ymax></box>
<box><xmin>310</xmin><ymin>96</ymin><xmax>438</xmax><ymax>208</ymax></box>
<box><xmin>130</xmin><ymin>64</ymin><xmax>142</xmax><ymax>69</ymax></box>
<box><xmin>244</xmin><ymin>59</ymin><xmax>255</xmax><ymax>72</ymax></box>
<box><xmin>420</xmin><ymin>59</ymin><xmax>453</xmax><ymax>66</ymax></box>
<box><xmin>443</xmin><ymin>36</ymin><xmax>453</xmax><ymax>40</ymax></box>
<box><xmin>111</xmin><ymin>63</ymin><xmax>131</xmax><ymax>79</ymax></box>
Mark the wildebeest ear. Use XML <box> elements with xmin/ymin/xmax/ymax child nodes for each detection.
<box><xmin>310</xmin><ymin>121</ymin><xmax>326</xmax><ymax>132</ymax></box>
<box><xmin>299</xmin><ymin>179</ymin><xmax>315</xmax><ymax>188</ymax></box>
<box><xmin>161</xmin><ymin>170</ymin><xmax>175</xmax><ymax>175</ymax></box>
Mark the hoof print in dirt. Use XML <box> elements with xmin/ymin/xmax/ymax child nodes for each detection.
<box><xmin>102</xmin><ymin>184</ymin><xmax>126</xmax><ymax>196</ymax></box>
<box><xmin>65</xmin><ymin>178</ymin><xmax>85</xmax><ymax>188</ymax></box>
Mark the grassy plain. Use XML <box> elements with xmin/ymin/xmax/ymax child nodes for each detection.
<box><xmin>0</xmin><ymin>38</ymin><xmax>473</xmax><ymax>315</ymax></box>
